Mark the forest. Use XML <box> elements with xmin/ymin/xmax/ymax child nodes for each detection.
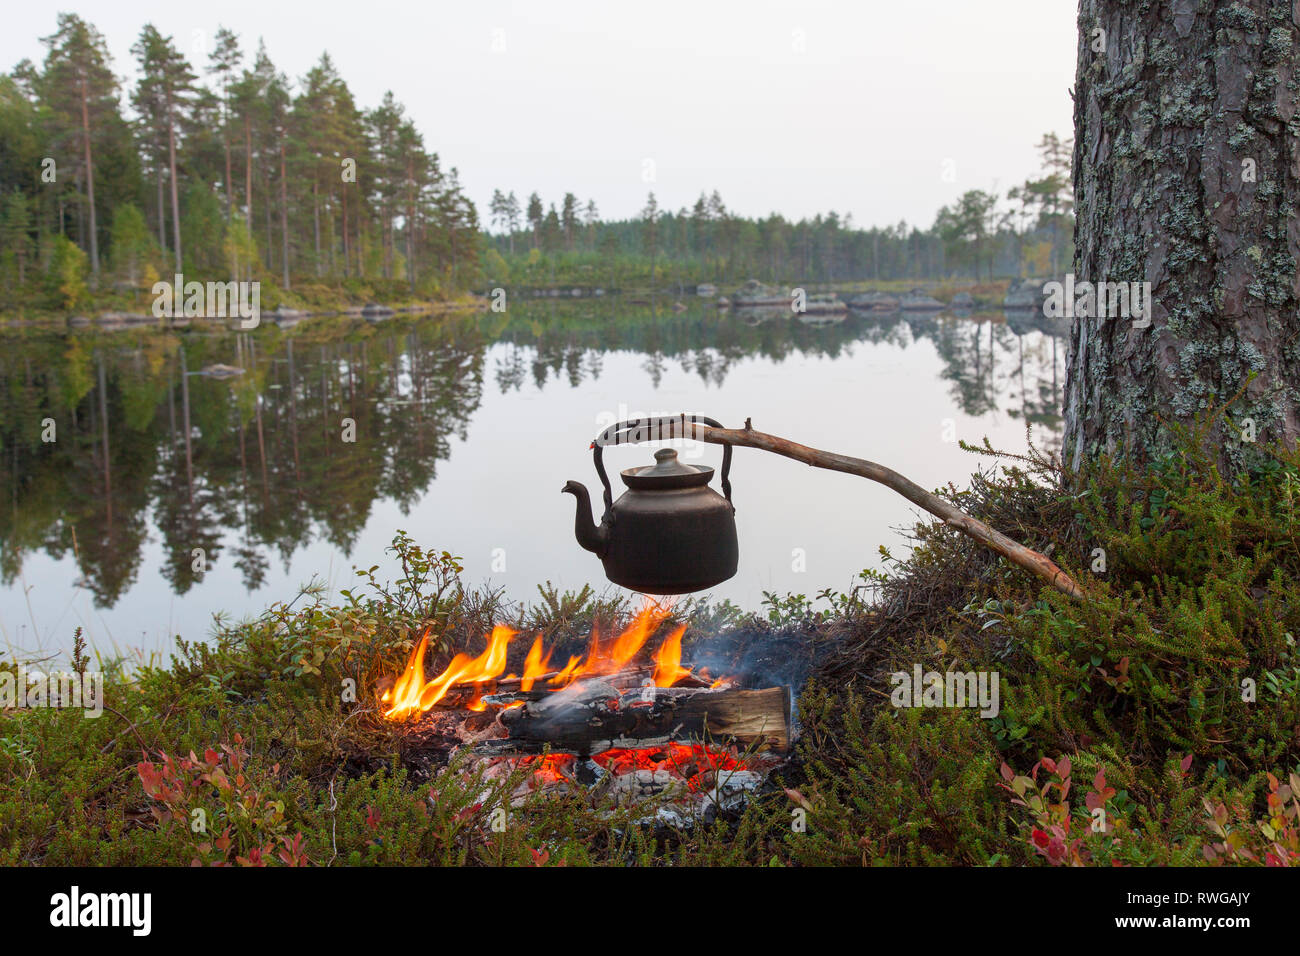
<box><xmin>480</xmin><ymin>133</ymin><xmax>1073</xmax><ymax>289</ymax></box>
<box><xmin>0</xmin><ymin>14</ymin><xmax>481</xmax><ymax>315</ymax></box>
<box><xmin>0</xmin><ymin>14</ymin><xmax>1077</xmax><ymax>316</ymax></box>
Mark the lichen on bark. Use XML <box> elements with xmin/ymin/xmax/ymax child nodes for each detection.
<box><xmin>1065</xmin><ymin>0</ymin><xmax>1300</xmax><ymax>473</ymax></box>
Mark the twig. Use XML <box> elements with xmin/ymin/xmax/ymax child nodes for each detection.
<box><xmin>672</xmin><ymin>418</ymin><xmax>1085</xmax><ymax>599</ymax></box>
<box><xmin>327</xmin><ymin>775</ymin><xmax>339</xmax><ymax>867</ymax></box>
<box><xmin>101</xmin><ymin>705</ymin><xmax>152</xmax><ymax>755</ymax></box>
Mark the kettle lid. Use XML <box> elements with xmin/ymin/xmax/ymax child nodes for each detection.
<box><xmin>620</xmin><ymin>448</ymin><xmax>714</xmax><ymax>490</ymax></box>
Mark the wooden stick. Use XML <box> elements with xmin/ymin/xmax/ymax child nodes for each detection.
<box><xmin>668</xmin><ymin>417</ymin><xmax>1084</xmax><ymax>599</ymax></box>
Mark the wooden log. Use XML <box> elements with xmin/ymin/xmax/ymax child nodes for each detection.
<box><xmin>483</xmin><ymin>682</ymin><xmax>791</xmax><ymax>756</ymax></box>
<box><xmin>436</xmin><ymin>665</ymin><xmax>714</xmax><ymax>710</ymax></box>
<box><xmin>634</xmin><ymin>416</ymin><xmax>1085</xmax><ymax>599</ymax></box>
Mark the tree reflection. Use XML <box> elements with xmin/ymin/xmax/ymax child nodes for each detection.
<box><xmin>0</xmin><ymin>300</ymin><xmax>1064</xmax><ymax>607</ymax></box>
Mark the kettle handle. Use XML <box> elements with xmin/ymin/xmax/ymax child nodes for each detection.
<box><xmin>590</xmin><ymin>415</ymin><xmax>733</xmax><ymax>514</ymax></box>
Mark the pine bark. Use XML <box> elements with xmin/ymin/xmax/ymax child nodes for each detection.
<box><xmin>167</xmin><ymin>93</ymin><xmax>182</xmax><ymax>271</ymax></box>
<box><xmin>79</xmin><ymin>76</ymin><xmax>98</xmax><ymax>278</ymax></box>
<box><xmin>280</xmin><ymin>142</ymin><xmax>290</xmax><ymax>289</ymax></box>
<box><xmin>1065</xmin><ymin>1</ymin><xmax>1300</xmax><ymax>472</ymax></box>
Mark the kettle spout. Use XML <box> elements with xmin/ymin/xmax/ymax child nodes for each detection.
<box><xmin>561</xmin><ymin>480</ymin><xmax>609</xmax><ymax>556</ymax></box>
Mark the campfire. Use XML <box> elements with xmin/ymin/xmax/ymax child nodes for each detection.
<box><xmin>380</xmin><ymin>601</ymin><xmax>792</xmax><ymax>819</ymax></box>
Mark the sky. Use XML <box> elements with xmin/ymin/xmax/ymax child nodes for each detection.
<box><xmin>2</xmin><ymin>0</ymin><xmax>1078</xmax><ymax>229</ymax></box>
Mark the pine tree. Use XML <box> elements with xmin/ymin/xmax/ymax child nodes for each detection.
<box><xmin>39</xmin><ymin>13</ymin><xmax>120</xmax><ymax>280</ymax></box>
<box><xmin>641</xmin><ymin>192</ymin><xmax>660</xmax><ymax>285</ymax></box>
<box><xmin>0</xmin><ymin>191</ymin><xmax>33</xmax><ymax>290</ymax></box>
<box><xmin>505</xmin><ymin>192</ymin><xmax>522</xmax><ymax>252</ymax></box>
<box><xmin>526</xmin><ymin>192</ymin><xmax>543</xmax><ymax>248</ymax></box>
<box><xmin>561</xmin><ymin>192</ymin><xmax>578</xmax><ymax>249</ymax></box>
<box><xmin>207</xmin><ymin>27</ymin><xmax>242</xmax><ymax>221</ymax></box>
<box><xmin>108</xmin><ymin>203</ymin><xmax>152</xmax><ymax>287</ymax></box>
<box><xmin>132</xmin><ymin>25</ymin><xmax>195</xmax><ymax>271</ymax></box>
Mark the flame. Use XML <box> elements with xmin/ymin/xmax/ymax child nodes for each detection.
<box><xmin>383</xmin><ymin>625</ymin><xmax>517</xmax><ymax>719</ymax></box>
<box><xmin>520</xmin><ymin>636</ymin><xmax>552</xmax><ymax>691</ymax></box>
<box><xmin>556</xmin><ymin>601</ymin><xmax>674</xmax><ymax>686</ymax></box>
<box><xmin>651</xmin><ymin>625</ymin><xmax>691</xmax><ymax>687</ymax></box>
<box><xmin>381</xmin><ymin>629</ymin><xmax>432</xmax><ymax>718</ymax></box>
<box><xmin>380</xmin><ymin>598</ymin><xmax>701</xmax><ymax>720</ymax></box>
<box><xmin>550</xmin><ymin>655</ymin><xmax>583</xmax><ymax>686</ymax></box>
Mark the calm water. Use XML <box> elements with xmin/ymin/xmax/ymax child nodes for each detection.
<box><xmin>0</xmin><ymin>298</ymin><xmax>1066</xmax><ymax>659</ymax></box>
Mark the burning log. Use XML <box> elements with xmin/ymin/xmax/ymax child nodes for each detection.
<box><xmin>422</xmin><ymin>665</ymin><xmax>718</xmax><ymax>711</ymax></box>
<box><xmin>476</xmin><ymin>681</ymin><xmax>790</xmax><ymax>756</ymax></box>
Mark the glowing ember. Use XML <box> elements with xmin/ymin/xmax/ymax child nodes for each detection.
<box><xmin>520</xmin><ymin>753</ymin><xmax>577</xmax><ymax>787</ymax></box>
<box><xmin>592</xmin><ymin>742</ymin><xmax>746</xmax><ymax>781</ymax></box>
<box><xmin>483</xmin><ymin>743</ymin><xmax>754</xmax><ymax>800</ymax></box>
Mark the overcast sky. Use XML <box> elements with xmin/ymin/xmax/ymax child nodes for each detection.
<box><xmin>3</xmin><ymin>1</ymin><xmax>1077</xmax><ymax>228</ymax></box>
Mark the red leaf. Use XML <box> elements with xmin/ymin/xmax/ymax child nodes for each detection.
<box><xmin>452</xmin><ymin>802</ymin><xmax>482</xmax><ymax>823</ymax></box>
<box><xmin>1046</xmin><ymin>838</ymin><xmax>1067</xmax><ymax>864</ymax></box>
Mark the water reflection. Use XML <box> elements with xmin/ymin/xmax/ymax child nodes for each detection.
<box><xmin>0</xmin><ymin>300</ymin><xmax>1066</xmax><ymax>632</ymax></box>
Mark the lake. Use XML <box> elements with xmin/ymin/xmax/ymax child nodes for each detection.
<box><xmin>0</xmin><ymin>297</ymin><xmax>1067</xmax><ymax>660</ymax></box>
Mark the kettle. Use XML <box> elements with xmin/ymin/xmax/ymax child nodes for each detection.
<box><xmin>562</xmin><ymin>415</ymin><xmax>738</xmax><ymax>594</ymax></box>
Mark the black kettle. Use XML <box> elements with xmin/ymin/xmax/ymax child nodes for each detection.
<box><xmin>562</xmin><ymin>416</ymin><xmax>738</xmax><ymax>594</ymax></box>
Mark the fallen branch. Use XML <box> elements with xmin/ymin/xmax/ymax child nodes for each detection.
<box><xmin>651</xmin><ymin>416</ymin><xmax>1084</xmax><ymax>599</ymax></box>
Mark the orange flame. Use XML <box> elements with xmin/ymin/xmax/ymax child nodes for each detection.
<box><xmin>548</xmin><ymin>601</ymin><xmax>673</xmax><ymax>688</ymax></box>
<box><xmin>520</xmin><ymin>636</ymin><xmax>552</xmax><ymax>691</ymax></box>
<box><xmin>550</xmin><ymin>654</ymin><xmax>583</xmax><ymax>686</ymax></box>
<box><xmin>651</xmin><ymin>625</ymin><xmax>691</xmax><ymax>687</ymax></box>
<box><xmin>382</xmin><ymin>625</ymin><xmax>517</xmax><ymax>719</ymax></box>
<box><xmin>380</xmin><ymin>598</ymin><xmax>699</xmax><ymax>720</ymax></box>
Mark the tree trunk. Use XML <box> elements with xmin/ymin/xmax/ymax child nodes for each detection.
<box><xmin>244</xmin><ymin>116</ymin><xmax>253</xmax><ymax>239</ymax></box>
<box><xmin>280</xmin><ymin>142</ymin><xmax>290</xmax><ymax>289</ymax></box>
<box><xmin>342</xmin><ymin>183</ymin><xmax>350</xmax><ymax>278</ymax></box>
<box><xmin>79</xmin><ymin>77</ymin><xmax>99</xmax><ymax>279</ymax></box>
<box><xmin>313</xmin><ymin>179</ymin><xmax>321</xmax><ymax>277</ymax></box>
<box><xmin>264</xmin><ymin>169</ymin><xmax>273</xmax><ymax>270</ymax></box>
<box><xmin>224</xmin><ymin>98</ymin><xmax>233</xmax><ymax>222</ymax></box>
<box><xmin>1065</xmin><ymin>1</ymin><xmax>1300</xmax><ymax>473</ymax></box>
<box><xmin>406</xmin><ymin>163</ymin><xmax>416</xmax><ymax>294</ymax></box>
<box><xmin>156</xmin><ymin>163</ymin><xmax>166</xmax><ymax>254</ymax></box>
<box><xmin>167</xmin><ymin>96</ymin><xmax>182</xmax><ymax>271</ymax></box>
